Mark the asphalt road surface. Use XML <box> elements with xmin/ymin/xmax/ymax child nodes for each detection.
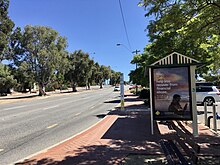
<box><xmin>0</xmin><ymin>86</ymin><xmax>120</xmax><ymax>164</ymax></box>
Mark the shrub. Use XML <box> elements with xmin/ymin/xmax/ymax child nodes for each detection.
<box><xmin>139</xmin><ymin>88</ymin><xmax>150</xmax><ymax>99</ymax></box>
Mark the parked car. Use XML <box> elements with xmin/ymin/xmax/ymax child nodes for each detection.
<box><xmin>196</xmin><ymin>86</ymin><xmax>220</xmax><ymax>105</ymax></box>
<box><xmin>196</xmin><ymin>82</ymin><xmax>214</xmax><ymax>87</ymax></box>
<box><xmin>114</xmin><ymin>86</ymin><xmax>120</xmax><ymax>91</ymax></box>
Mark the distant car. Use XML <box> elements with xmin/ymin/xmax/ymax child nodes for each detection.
<box><xmin>114</xmin><ymin>86</ymin><xmax>120</xmax><ymax>91</ymax></box>
<box><xmin>129</xmin><ymin>85</ymin><xmax>141</xmax><ymax>90</ymax></box>
<box><xmin>196</xmin><ymin>86</ymin><xmax>220</xmax><ymax>105</ymax></box>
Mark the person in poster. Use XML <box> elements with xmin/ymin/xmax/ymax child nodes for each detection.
<box><xmin>168</xmin><ymin>94</ymin><xmax>188</xmax><ymax>115</ymax></box>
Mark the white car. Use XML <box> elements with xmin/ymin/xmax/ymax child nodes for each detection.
<box><xmin>114</xmin><ymin>86</ymin><xmax>120</xmax><ymax>91</ymax></box>
<box><xmin>196</xmin><ymin>86</ymin><xmax>220</xmax><ymax>106</ymax></box>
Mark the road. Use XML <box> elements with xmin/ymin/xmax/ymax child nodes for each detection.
<box><xmin>0</xmin><ymin>86</ymin><xmax>120</xmax><ymax>164</ymax></box>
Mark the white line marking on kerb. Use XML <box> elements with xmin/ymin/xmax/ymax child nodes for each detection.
<box><xmin>47</xmin><ymin>124</ymin><xmax>58</xmax><ymax>129</ymax></box>
<box><xmin>3</xmin><ymin>105</ymin><xmax>26</xmax><ymax>110</ymax></box>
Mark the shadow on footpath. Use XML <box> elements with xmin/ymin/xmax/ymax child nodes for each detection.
<box><xmin>16</xmin><ymin>109</ymin><xmax>164</xmax><ymax>165</ymax></box>
<box><xmin>104</xmin><ymin>97</ymin><xmax>144</xmax><ymax>104</ymax></box>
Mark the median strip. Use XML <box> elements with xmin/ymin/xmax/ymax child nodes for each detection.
<box><xmin>47</xmin><ymin>123</ymin><xmax>58</xmax><ymax>129</ymax></box>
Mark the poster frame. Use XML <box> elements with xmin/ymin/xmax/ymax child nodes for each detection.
<box><xmin>151</xmin><ymin>65</ymin><xmax>193</xmax><ymax>121</ymax></box>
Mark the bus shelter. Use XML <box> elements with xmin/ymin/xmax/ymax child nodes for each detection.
<box><xmin>148</xmin><ymin>52</ymin><xmax>201</xmax><ymax>137</ymax></box>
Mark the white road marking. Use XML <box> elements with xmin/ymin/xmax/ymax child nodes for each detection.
<box><xmin>0</xmin><ymin>149</ymin><xmax>4</xmax><ymax>152</ymax></box>
<box><xmin>3</xmin><ymin>105</ymin><xmax>27</xmax><ymax>110</ymax></box>
<box><xmin>57</xmin><ymin>98</ymin><xmax>68</xmax><ymax>100</ymax></box>
<box><xmin>43</xmin><ymin>105</ymin><xmax>59</xmax><ymax>110</ymax></box>
<box><xmin>74</xmin><ymin>112</ymin><xmax>81</xmax><ymax>116</ymax></box>
<box><xmin>90</xmin><ymin>106</ymin><xmax>95</xmax><ymax>109</ymax></box>
<box><xmin>47</xmin><ymin>123</ymin><xmax>58</xmax><ymax>129</ymax></box>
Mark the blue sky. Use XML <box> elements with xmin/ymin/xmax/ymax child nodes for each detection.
<box><xmin>8</xmin><ymin>0</ymin><xmax>151</xmax><ymax>81</ymax></box>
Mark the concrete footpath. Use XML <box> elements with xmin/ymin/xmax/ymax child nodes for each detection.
<box><xmin>11</xmin><ymin>93</ymin><xmax>220</xmax><ymax>165</ymax></box>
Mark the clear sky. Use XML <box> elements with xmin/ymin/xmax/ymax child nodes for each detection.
<box><xmin>8</xmin><ymin>0</ymin><xmax>151</xmax><ymax>81</ymax></box>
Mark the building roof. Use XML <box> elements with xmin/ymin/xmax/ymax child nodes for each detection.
<box><xmin>150</xmin><ymin>52</ymin><xmax>201</xmax><ymax>66</ymax></box>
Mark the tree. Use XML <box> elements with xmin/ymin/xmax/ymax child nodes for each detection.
<box><xmin>0</xmin><ymin>0</ymin><xmax>14</xmax><ymax>60</ymax></box>
<box><xmin>65</xmin><ymin>50</ymin><xmax>91</xmax><ymax>91</ymax></box>
<box><xmin>15</xmin><ymin>25</ymin><xmax>68</xmax><ymax>96</ymax></box>
<box><xmin>12</xmin><ymin>61</ymin><xmax>34</xmax><ymax>92</ymax></box>
<box><xmin>54</xmin><ymin>50</ymin><xmax>69</xmax><ymax>91</ymax></box>
<box><xmin>95</xmin><ymin>65</ymin><xmax>111</xmax><ymax>89</ymax></box>
<box><xmin>110</xmin><ymin>70</ymin><xmax>121</xmax><ymax>86</ymax></box>
<box><xmin>137</xmin><ymin>0</ymin><xmax>220</xmax><ymax>77</ymax></box>
<box><xmin>87</xmin><ymin>58</ymin><xmax>96</xmax><ymax>89</ymax></box>
<box><xmin>0</xmin><ymin>63</ymin><xmax>16</xmax><ymax>95</ymax></box>
<box><xmin>129</xmin><ymin>53</ymin><xmax>148</xmax><ymax>86</ymax></box>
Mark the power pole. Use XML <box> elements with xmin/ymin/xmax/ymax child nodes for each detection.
<box><xmin>132</xmin><ymin>49</ymin><xmax>140</xmax><ymax>95</ymax></box>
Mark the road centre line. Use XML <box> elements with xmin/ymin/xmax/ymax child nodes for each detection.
<box><xmin>57</xmin><ymin>97</ymin><xmax>69</xmax><ymax>100</ymax></box>
<box><xmin>74</xmin><ymin>112</ymin><xmax>81</xmax><ymax>116</ymax></box>
<box><xmin>47</xmin><ymin>123</ymin><xmax>58</xmax><ymax>129</ymax></box>
<box><xmin>43</xmin><ymin>105</ymin><xmax>59</xmax><ymax>110</ymax></box>
<box><xmin>90</xmin><ymin>106</ymin><xmax>95</xmax><ymax>109</ymax></box>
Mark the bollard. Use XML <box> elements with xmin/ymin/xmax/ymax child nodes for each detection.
<box><xmin>204</xmin><ymin>102</ymin><xmax>208</xmax><ymax>126</ymax></box>
<box><xmin>213</xmin><ymin>104</ymin><xmax>217</xmax><ymax>132</ymax></box>
<box><xmin>207</xmin><ymin>116</ymin><xmax>213</xmax><ymax>128</ymax></box>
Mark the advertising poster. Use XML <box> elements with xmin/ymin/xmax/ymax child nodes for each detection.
<box><xmin>152</xmin><ymin>66</ymin><xmax>192</xmax><ymax>120</ymax></box>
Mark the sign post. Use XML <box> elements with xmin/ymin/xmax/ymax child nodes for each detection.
<box><xmin>120</xmin><ymin>73</ymin><xmax>124</xmax><ymax>110</ymax></box>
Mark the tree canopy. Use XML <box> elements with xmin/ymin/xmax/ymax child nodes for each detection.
<box><xmin>131</xmin><ymin>0</ymin><xmax>220</xmax><ymax>86</ymax></box>
<box><xmin>0</xmin><ymin>0</ymin><xmax>14</xmax><ymax>60</ymax></box>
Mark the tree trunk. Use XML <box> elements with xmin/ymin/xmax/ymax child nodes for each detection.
<box><xmin>87</xmin><ymin>82</ymin><xmax>90</xmax><ymax>90</ymax></box>
<box><xmin>72</xmin><ymin>83</ymin><xmax>77</xmax><ymax>92</ymax></box>
<box><xmin>99</xmin><ymin>80</ymin><xmax>103</xmax><ymax>89</ymax></box>
<box><xmin>38</xmin><ymin>83</ymin><xmax>46</xmax><ymax>96</ymax></box>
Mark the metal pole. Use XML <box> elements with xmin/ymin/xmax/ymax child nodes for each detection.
<box><xmin>120</xmin><ymin>73</ymin><xmax>124</xmax><ymax>110</ymax></box>
<box><xmin>132</xmin><ymin>49</ymin><xmax>140</xmax><ymax>96</ymax></box>
<box><xmin>204</xmin><ymin>102</ymin><xmax>208</xmax><ymax>126</ymax></box>
<box><xmin>135</xmin><ymin>63</ymin><xmax>138</xmax><ymax>95</ymax></box>
<box><xmin>190</xmin><ymin>66</ymin><xmax>198</xmax><ymax>137</ymax></box>
<box><xmin>213</xmin><ymin>104</ymin><xmax>217</xmax><ymax>132</ymax></box>
<box><xmin>149</xmin><ymin>68</ymin><xmax>154</xmax><ymax>135</ymax></box>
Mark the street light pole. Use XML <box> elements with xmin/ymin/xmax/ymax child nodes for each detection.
<box><xmin>116</xmin><ymin>43</ymin><xmax>140</xmax><ymax>95</ymax></box>
<box><xmin>132</xmin><ymin>50</ymin><xmax>140</xmax><ymax>95</ymax></box>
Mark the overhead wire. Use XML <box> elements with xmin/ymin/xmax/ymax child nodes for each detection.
<box><xmin>118</xmin><ymin>0</ymin><xmax>132</xmax><ymax>50</ymax></box>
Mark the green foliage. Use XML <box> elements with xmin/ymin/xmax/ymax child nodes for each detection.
<box><xmin>14</xmin><ymin>25</ymin><xmax>68</xmax><ymax>95</ymax></box>
<box><xmin>0</xmin><ymin>0</ymin><xmax>15</xmax><ymax>60</ymax></box>
<box><xmin>13</xmin><ymin>61</ymin><xmax>34</xmax><ymax>92</ymax></box>
<box><xmin>110</xmin><ymin>70</ymin><xmax>121</xmax><ymax>86</ymax></box>
<box><xmin>0</xmin><ymin>63</ymin><xmax>16</xmax><ymax>92</ymax></box>
<box><xmin>139</xmin><ymin>88</ymin><xmax>150</xmax><ymax>99</ymax></box>
<box><xmin>133</xmin><ymin>0</ymin><xmax>220</xmax><ymax>84</ymax></box>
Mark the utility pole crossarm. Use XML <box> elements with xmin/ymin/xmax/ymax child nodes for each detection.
<box><xmin>132</xmin><ymin>50</ymin><xmax>140</xmax><ymax>54</ymax></box>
